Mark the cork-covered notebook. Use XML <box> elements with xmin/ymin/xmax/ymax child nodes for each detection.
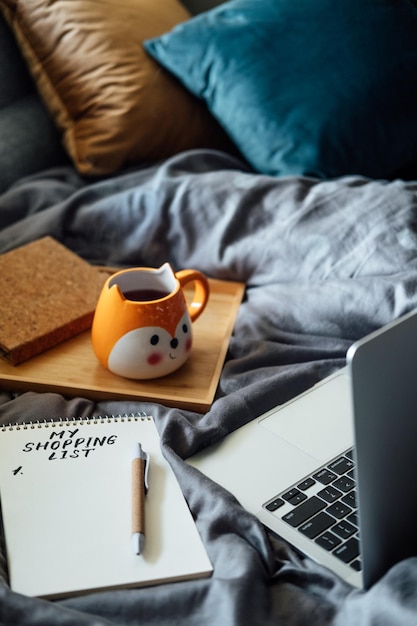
<box><xmin>0</xmin><ymin>237</ymin><xmax>107</xmax><ymax>364</ymax></box>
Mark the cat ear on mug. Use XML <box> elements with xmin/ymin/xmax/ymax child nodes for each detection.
<box><xmin>91</xmin><ymin>263</ymin><xmax>209</xmax><ymax>380</ymax></box>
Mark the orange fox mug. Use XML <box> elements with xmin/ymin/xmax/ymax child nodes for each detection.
<box><xmin>91</xmin><ymin>263</ymin><xmax>209</xmax><ymax>379</ymax></box>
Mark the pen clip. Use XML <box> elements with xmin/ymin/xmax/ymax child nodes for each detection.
<box><xmin>143</xmin><ymin>451</ymin><xmax>150</xmax><ymax>494</ymax></box>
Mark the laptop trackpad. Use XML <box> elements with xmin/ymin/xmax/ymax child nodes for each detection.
<box><xmin>259</xmin><ymin>373</ymin><xmax>354</xmax><ymax>461</ymax></box>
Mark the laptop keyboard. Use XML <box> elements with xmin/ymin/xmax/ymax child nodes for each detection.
<box><xmin>263</xmin><ymin>448</ymin><xmax>362</xmax><ymax>572</ymax></box>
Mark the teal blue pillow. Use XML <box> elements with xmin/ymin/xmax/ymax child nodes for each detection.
<box><xmin>145</xmin><ymin>0</ymin><xmax>417</xmax><ymax>179</ymax></box>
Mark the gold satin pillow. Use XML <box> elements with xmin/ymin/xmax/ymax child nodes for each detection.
<box><xmin>0</xmin><ymin>0</ymin><xmax>229</xmax><ymax>175</ymax></box>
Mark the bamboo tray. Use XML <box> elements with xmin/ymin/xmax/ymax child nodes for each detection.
<box><xmin>0</xmin><ymin>278</ymin><xmax>245</xmax><ymax>412</ymax></box>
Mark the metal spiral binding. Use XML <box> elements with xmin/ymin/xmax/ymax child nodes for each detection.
<box><xmin>1</xmin><ymin>411</ymin><xmax>151</xmax><ymax>432</ymax></box>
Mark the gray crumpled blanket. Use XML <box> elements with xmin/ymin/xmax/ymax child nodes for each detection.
<box><xmin>1</xmin><ymin>149</ymin><xmax>417</xmax><ymax>625</ymax></box>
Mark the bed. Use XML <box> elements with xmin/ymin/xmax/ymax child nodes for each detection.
<box><xmin>2</xmin><ymin>0</ymin><xmax>417</xmax><ymax>624</ymax></box>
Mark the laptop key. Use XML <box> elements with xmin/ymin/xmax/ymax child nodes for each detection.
<box><xmin>315</xmin><ymin>531</ymin><xmax>342</xmax><ymax>551</ymax></box>
<box><xmin>333</xmin><ymin>537</ymin><xmax>360</xmax><ymax>564</ymax></box>
<box><xmin>313</xmin><ymin>468</ymin><xmax>337</xmax><ymax>485</ymax></box>
<box><xmin>282</xmin><ymin>496</ymin><xmax>326</xmax><ymax>527</ymax></box>
<box><xmin>317</xmin><ymin>485</ymin><xmax>342</xmax><ymax>503</ymax></box>
<box><xmin>347</xmin><ymin>510</ymin><xmax>358</xmax><ymax>526</ymax></box>
<box><xmin>297</xmin><ymin>477</ymin><xmax>316</xmax><ymax>491</ymax></box>
<box><xmin>341</xmin><ymin>492</ymin><xmax>357</xmax><ymax>507</ymax></box>
<box><xmin>282</xmin><ymin>488</ymin><xmax>307</xmax><ymax>505</ymax></box>
<box><xmin>289</xmin><ymin>493</ymin><xmax>308</xmax><ymax>505</ymax></box>
<box><xmin>299</xmin><ymin>512</ymin><xmax>334</xmax><ymax>539</ymax></box>
<box><xmin>332</xmin><ymin>520</ymin><xmax>357</xmax><ymax>540</ymax></box>
<box><xmin>265</xmin><ymin>497</ymin><xmax>285</xmax><ymax>512</ymax></box>
<box><xmin>333</xmin><ymin>476</ymin><xmax>355</xmax><ymax>493</ymax></box>
<box><xmin>326</xmin><ymin>501</ymin><xmax>352</xmax><ymax>519</ymax></box>
<box><xmin>328</xmin><ymin>457</ymin><xmax>354</xmax><ymax>475</ymax></box>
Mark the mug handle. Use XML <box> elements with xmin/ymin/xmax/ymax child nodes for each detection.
<box><xmin>176</xmin><ymin>269</ymin><xmax>210</xmax><ymax>322</ymax></box>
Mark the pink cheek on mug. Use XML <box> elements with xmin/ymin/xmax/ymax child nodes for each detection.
<box><xmin>147</xmin><ymin>352</ymin><xmax>164</xmax><ymax>366</ymax></box>
<box><xmin>186</xmin><ymin>337</ymin><xmax>192</xmax><ymax>352</ymax></box>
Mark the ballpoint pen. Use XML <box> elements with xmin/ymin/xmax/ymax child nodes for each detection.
<box><xmin>131</xmin><ymin>442</ymin><xmax>150</xmax><ymax>555</ymax></box>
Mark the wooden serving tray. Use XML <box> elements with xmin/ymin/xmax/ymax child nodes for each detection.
<box><xmin>0</xmin><ymin>278</ymin><xmax>245</xmax><ymax>412</ymax></box>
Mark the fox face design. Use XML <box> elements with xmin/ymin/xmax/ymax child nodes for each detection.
<box><xmin>107</xmin><ymin>311</ymin><xmax>192</xmax><ymax>379</ymax></box>
<box><xmin>92</xmin><ymin>263</ymin><xmax>209</xmax><ymax>380</ymax></box>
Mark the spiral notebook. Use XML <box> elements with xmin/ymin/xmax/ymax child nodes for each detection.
<box><xmin>0</xmin><ymin>414</ymin><xmax>212</xmax><ymax>599</ymax></box>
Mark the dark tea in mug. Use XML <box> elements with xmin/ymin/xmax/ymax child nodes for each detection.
<box><xmin>123</xmin><ymin>289</ymin><xmax>170</xmax><ymax>302</ymax></box>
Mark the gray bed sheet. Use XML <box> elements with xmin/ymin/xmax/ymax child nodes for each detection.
<box><xmin>1</xmin><ymin>149</ymin><xmax>417</xmax><ymax>625</ymax></box>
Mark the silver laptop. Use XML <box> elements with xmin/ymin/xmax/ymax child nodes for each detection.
<box><xmin>188</xmin><ymin>308</ymin><xmax>417</xmax><ymax>589</ymax></box>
